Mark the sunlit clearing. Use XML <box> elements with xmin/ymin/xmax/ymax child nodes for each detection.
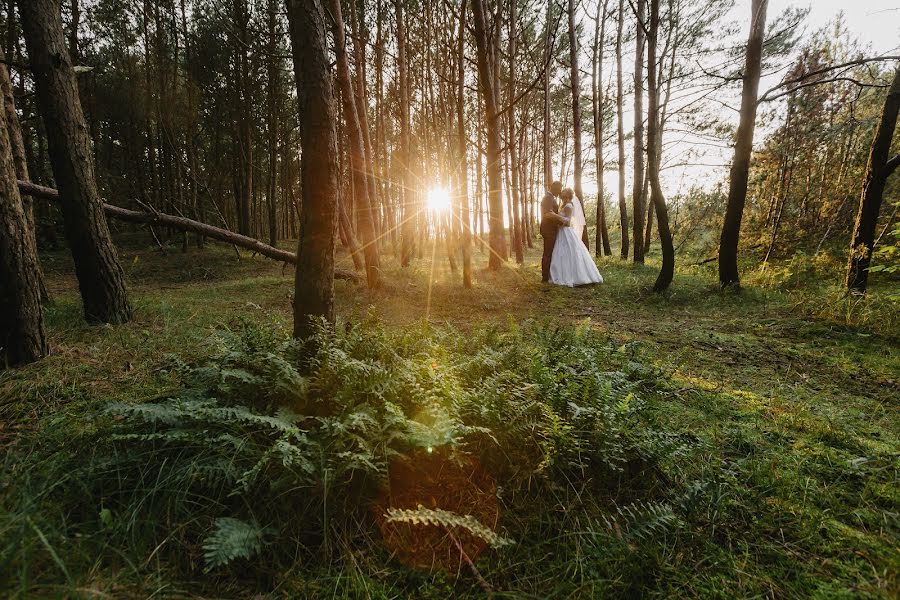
<box><xmin>426</xmin><ymin>186</ymin><xmax>451</xmax><ymax>213</ymax></box>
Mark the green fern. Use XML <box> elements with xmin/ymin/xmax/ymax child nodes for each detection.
<box><xmin>202</xmin><ymin>517</ymin><xmax>270</xmax><ymax>569</ymax></box>
<box><xmin>603</xmin><ymin>501</ymin><xmax>682</xmax><ymax>542</ymax></box>
<box><xmin>384</xmin><ymin>505</ymin><xmax>513</xmax><ymax>548</ymax></box>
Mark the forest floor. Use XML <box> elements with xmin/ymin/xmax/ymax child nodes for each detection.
<box><xmin>2</xmin><ymin>236</ymin><xmax>898</xmax><ymax>598</ymax></box>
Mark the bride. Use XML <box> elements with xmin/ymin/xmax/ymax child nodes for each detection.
<box><xmin>549</xmin><ymin>188</ymin><xmax>604</xmax><ymax>287</ymax></box>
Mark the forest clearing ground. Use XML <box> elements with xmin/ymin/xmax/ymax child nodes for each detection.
<box><xmin>2</xmin><ymin>237</ymin><xmax>898</xmax><ymax>597</ymax></box>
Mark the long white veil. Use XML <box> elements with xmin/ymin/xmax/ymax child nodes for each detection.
<box><xmin>569</xmin><ymin>196</ymin><xmax>587</xmax><ymax>241</ymax></box>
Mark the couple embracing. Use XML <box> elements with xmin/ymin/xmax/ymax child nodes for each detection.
<box><xmin>540</xmin><ymin>181</ymin><xmax>604</xmax><ymax>287</ymax></box>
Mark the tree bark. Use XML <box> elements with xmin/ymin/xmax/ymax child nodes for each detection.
<box><xmin>718</xmin><ymin>0</ymin><xmax>768</xmax><ymax>288</ymax></box>
<box><xmin>846</xmin><ymin>64</ymin><xmax>900</xmax><ymax>293</ymax></box>
<box><xmin>542</xmin><ymin>0</ymin><xmax>553</xmax><ymax>186</ymax></box>
<box><xmin>646</xmin><ymin>0</ymin><xmax>674</xmax><ymax>292</ymax></box>
<box><xmin>0</xmin><ymin>47</ymin><xmax>47</xmax><ymax>301</ymax></box>
<box><xmin>1</xmin><ymin>98</ymin><xmax>47</xmax><ymax>366</ymax></box>
<box><xmin>592</xmin><ymin>0</ymin><xmax>611</xmax><ymax>256</ymax></box>
<box><xmin>471</xmin><ymin>0</ymin><xmax>507</xmax><ymax>269</ymax></box>
<box><xmin>568</xmin><ymin>0</ymin><xmax>590</xmax><ymax>249</ymax></box>
<box><xmin>286</xmin><ymin>0</ymin><xmax>340</xmax><ymax>338</ymax></box>
<box><xmin>395</xmin><ymin>0</ymin><xmax>414</xmax><ymax>267</ymax></box>
<box><xmin>507</xmin><ymin>0</ymin><xmax>524</xmax><ymax>264</ymax></box>
<box><xmin>615</xmin><ymin>0</ymin><xmax>628</xmax><ymax>259</ymax></box>
<box><xmin>18</xmin><ymin>181</ymin><xmax>360</xmax><ymax>282</ymax></box>
<box><xmin>328</xmin><ymin>0</ymin><xmax>380</xmax><ymax>288</ymax></box>
<box><xmin>631</xmin><ymin>0</ymin><xmax>646</xmax><ymax>264</ymax></box>
<box><xmin>19</xmin><ymin>0</ymin><xmax>132</xmax><ymax>324</ymax></box>
<box><xmin>457</xmin><ymin>0</ymin><xmax>473</xmax><ymax>288</ymax></box>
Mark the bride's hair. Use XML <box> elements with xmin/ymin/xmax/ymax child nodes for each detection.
<box><xmin>560</xmin><ymin>187</ymin><xmax>574</xmax><ymax>200</ymax></box>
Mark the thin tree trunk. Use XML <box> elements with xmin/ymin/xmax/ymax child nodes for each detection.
<box><xmin>568</xmin><ymin>0</ymin><xmax>589</xmax><ymax>249</ymax></box>
<box><xmin>471</xmin><ymin>0</ymin><xmax>507</xmax><ymax>269</ymax></box>
<box><xmin>20</xmin><ymin>0</ymin><xmax>132</xmax><ymax>324</ymax></box>
<box><xmin>631</xmin><ymin>0</ymin><xmax>646</xmax><ymax>264</ymax></box>
<box><xmin>592</xmin><ymin>0</ymin><xmax>611</xmax><ymax>256</ymax></box>
<box><xmin>646</xmin><ymin>0</ymin><xmax>674</xmax><ymax>291</ymax></box>
<box><xmin>507</xmin><ymin>0</ymin><xmax>524</xmax><ymax>264</ymax></box>
<box><xmin>846</xmin><ymin>64</ymin><xmax>900</xmax><ymax>293</ymax></box>
<box><xmin>457</xmin><ymin>0</ymin><xmax>472</xmax><ymax>287</ymax></box>
<box><xmin>615</xmin><ymin>0</ymin><xmax>628</xmax><ymax>258</ymax></box>
<box><xmin>328</xmin><ymin>0</ymin><xmax>380</xmax><ymax>288</ymax></box>
<box><xmin>718</xmin><ymin>0</ymin><xmax>768</xmax><ymax>287</ymax></box>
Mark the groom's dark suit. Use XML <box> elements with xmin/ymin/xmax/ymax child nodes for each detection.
<box><xmin>540</xmin><ymin>191</ymin><xmax>561</xmax><ymax>282</ymax></box>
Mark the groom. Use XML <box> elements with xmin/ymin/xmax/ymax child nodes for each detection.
<box><xmin>540</xmin><ymin>181</ymin><xmax>567</xmax><ymax>283</ymax></box>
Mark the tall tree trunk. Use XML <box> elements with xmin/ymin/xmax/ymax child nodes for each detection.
<box><xmin>846</xmin><ymin>64</ymin><xmax>900</xmax><ymax>293</ymax></box>
<box><xmin>615</xmin><ymin>0</ymin><xmax>628</xmax><ymax>259</ymax></box>
<box><xmin>507</xmin><ymin>0</ymin><xmax>523</xmax><ymax>264</ymax></box>
<box><xmin>631</xmin><ymin>0</ymin><xmax>646</xmax><ymax>264</ymax></box>
<box><xmin>471</xmin><ymin>0</ymin><xmax>507</xmax><ymax>269</ymax></box>
<box><xmin>265</xmin><ymin>0</ymin><xmax>279</xmax><ymax>248</ymax></box>
<box><xmin>328</xmin><ymin>0</ymin><xmax>380</xmax><ymax>288</ymax></box>
<box><xmin>718</xmin><ymin>0</ymin><xmax>768</xmax><ymax>288</ymax></box>
<box><xmin>592</xmin><ymin>0</ymin><xmax>611</xmax><ymax>256</ymax></box>
<box><xmin>542</xmin><ymin>0</ymin><xmax>553</xmax><ymax>186</ymax></box>
<box><xmin>646</xmin><ymin>0</ymin><xmax>673</xmax><ymax>292</ymax></box>
<box><xmin>568</xmin><ymin>0</ymin><xmax>590</xmax><ymax>249</ymax></box>
<box><xmin>1</xmin><ymin>94</ymin><xmax>47</xmax><ymax>365</ymax></box>
<box><xmin>457</xmin><ymin>0</ymin><xmax>472</xmax><ymax>288</ymax></box>
<box><xmin>19</xmin><ymin>0</ymin><xmax>132</xmax><ymax>324</ymax></box>
<box><xmin>286</xmin><ymin>0</ymin><xmax>338</xmax><ymax>340</ymax></box>
<box><xmin>395</xmin><ymin>0</ymin><xmax>414</xmax><ymax>267</ymax></box>
<box><xmin>0</xmin><ymin>47</ymin><xmax>47</xmax><ymax>300</ymax></box>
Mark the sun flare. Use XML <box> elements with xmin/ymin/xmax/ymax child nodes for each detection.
<box><xmin>426</xmin><ymin>186</ymin><xmax>451</xmax><ymax>213</ymax></box>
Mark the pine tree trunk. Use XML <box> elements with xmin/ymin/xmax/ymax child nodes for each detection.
<box><xmin>631</xmin><ymin>0</ymin><xmax>646</xmax><ymax>264</ymax></box>
<box><xmin>286</xmin><ymin>0</ymin><xmax>338</xmax><ymax>340</ymax></box>
<box><xmin>395</xmin><ymin>0</ymin><xmax>414</xmax><ymax>267</ymax></box>
<box><xmin>615</xmin><ymin>0</ymin><xmax>628</xmax><ymax>259</ymax></box>
<box><xmin>1</xmin><ymin>93</ymin><xmax>47</xmax><ymax>366</ymax></box>
<box><xmin>568</xmin><ymin>0</ymin><xmax>590</xmax><ymax>249</ymax></box>
<box><xmin>20</xmin><ymin>0</ymin><xmax>132</xmax><ymax>324</ymax></box>
<box><xmin>329</xmin><ymin>0</ymin><xmax>380</xmax><ymax>288</ymax></box>
<box><xmin>457</xmin><ymin>0</ymin><xmax>473</xmax><ymax>288</ymax></box>
<box><xmin>592</xmin><ymin>0</ymin><xmax>611</xmax><ymax>256</ymax></box>
<box><xmin>719</xmin><ymin>0</ymin><xmax>768</xmax><ymax>287</ymax></box>
<box><xmin>846</xmin><ymin>64</ymin><xmax>900</xmax><ymax>293</ymax></box>
<box><xmin>471</xmin><ymin>0</ymin><xmax>507</xmax><ymax>270</ymax></box>
<box><xmin>646</xmin><ymin>0</ymin><xmax>674</xmax><ymax>292</ymax></box>
<box><xmin>0</xmin><ymin>47</ymin><xmax>48</xmax><ymax>301</ymax></box>
<box><xmin>718</xmin><ymin>0</ymin><xmax>768</xmax><ymax>288</ymax></box>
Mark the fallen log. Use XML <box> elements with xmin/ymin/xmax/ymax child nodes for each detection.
<box><xmin>17</xmin><ymin>180</ymin><xmax>361</xmax><ymax>283</ymax></box>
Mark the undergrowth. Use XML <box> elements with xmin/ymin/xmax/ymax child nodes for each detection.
<box><xmin>2</xmin><ymin>319</ymin><xmax>702</xmax><ymax>597</ymax></box>
<box><xmin>1</xmin><ymin>310</ymin><xmax>896</xmax><ymax>598</ymax></box>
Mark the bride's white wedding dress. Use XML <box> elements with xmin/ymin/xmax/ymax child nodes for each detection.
<box><xmin>549</xmin><ymin>200</ymin><xmax>604</xmax><ymax>287</ymax></box>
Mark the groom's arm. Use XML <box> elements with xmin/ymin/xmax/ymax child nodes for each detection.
<box><xmin>541</xmin><ymin>196</ymin><xmax>567</xmax><ymax>226</ymax></box>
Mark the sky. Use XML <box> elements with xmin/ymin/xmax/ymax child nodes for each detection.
<box><xmin>581</xmin><ymin>0</ymin><xmax>899</xmax><ymax>200</ymax></box>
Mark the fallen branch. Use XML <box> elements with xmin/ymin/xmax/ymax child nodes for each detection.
<box><xmin>17</xmin><ymin>180</ymin><xmax>361</xmax><ymax>283</ymax></box>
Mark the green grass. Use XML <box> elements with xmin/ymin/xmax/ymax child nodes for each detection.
<box><xmin>1</xmin><ymin>238</ymin><xmax>897</xmax><ymax>598</ymax></box>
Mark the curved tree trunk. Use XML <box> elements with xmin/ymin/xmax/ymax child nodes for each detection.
<box><xmin>1</xmin><ymin>95</ymin><xmax>47</xmax><ymax>366</ymax></box>
<box><xmin>286</xmin><ymin>0</ymin><xmax>339</xmax><ymax>339</ymax></box>
<box><xmin>19</xmin><ymin>0</ymin><xmax>132</xmax><ymax>324</ymax></box>
<box><xmin>718</xmin><ymin>0</ymin><xmax>768</xmax><ymax>288</ymax></box>
<box><xmin>646</xmin><ymin>0</ymin><xmax>674</xmax><ymax>292</ymax></box>
<box><xmin>846</xmin><ymin>64</ymin><xmax>900</xmax><ymax>293</ymax></box>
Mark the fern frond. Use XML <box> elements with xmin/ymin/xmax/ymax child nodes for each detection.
<box><xmin>202</xmin><ymin>517</ymin><xmax>270</xmax><ymax>569</ymax></box>
<box><xmin>384</xmin><ymin>505</ymin><xmax>513</xmax><ymax>548</ymax></box>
